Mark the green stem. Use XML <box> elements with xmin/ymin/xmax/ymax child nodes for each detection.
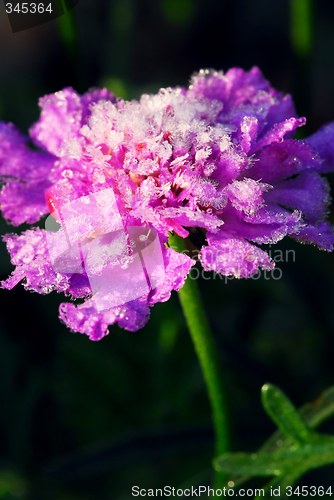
<box><xmin>169</xmin><ymin>233</ymin><xmax>230</xmax><ymax>487</ymax></box>
<box><xmin>290</xmin><ymin>0</ymin><xmax>313</xmax><ymax>59</ymax></box>
<box><xmin>289</xmin><ymin>0</ymin><xmax>313</xmax><ymax>127</ymax></box>
<box><xmin>57</xmin><ymin>0</ymin><xmax>78</xmax><ymax>62</ymax></box>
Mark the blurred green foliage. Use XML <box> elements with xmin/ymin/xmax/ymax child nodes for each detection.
<box><xmin>161</xmin><ymin>0</ymin><xmax>195</xmax><ymax>26</ymax></box>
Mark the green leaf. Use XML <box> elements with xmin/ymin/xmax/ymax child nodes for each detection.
<box><xmin>300</xmin><ymin>386</ymin><xmax>334</xmax><ymax>429</ymax></box>
<box><xmin>213</xmin><ymin>384</ymin><xmax>334</xmax><ymax>491</ymax></box>
<box><xmin>261</xmin><ymin>384</ymin><xmax>312</xmax><ymax>444</ymax></box>
<box><xmin>255</xmin><ymin>385</ymin><xmax>334</xmax><ymax>458</ymax></box>
<box><xmin>214</xmin><ymin>441</ymin><xmax>334</xmax><ymax>476</ymax></box>
<box><xmin>214</xmin><ymin>450</ymin><xmax>289</xmax><ymax>477</ymax></box>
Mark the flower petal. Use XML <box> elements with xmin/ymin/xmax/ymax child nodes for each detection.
<box><xmin>265</xmin><ymin>172</ymin><xmax>330</xmax><ymax>223</ymax></box>
<box><xmin>200</xmin><ymin>232</ymin><xmax>274</xmax><ymax>278</ymax></box>
<box><xmin>59</xmin><ymin>296</ymin><xmax>150</xmax><ymax>339</ymax></box>
<box><xmin>1</xmin><ymin>228</ymin><xmax>69</xmax><ymax>293</ymax></box>
<box><xmin>306</xmin><ymin>122</ymin><xmax>334</xmax><ymax>171</ymax></box>
<box><xmin>292</xmin><ymin>221</ymin><xmax>334</xmax><ymax>251</ymax></box>
<box><xmin>1</xmin><ymin>179</ymin><xmax>52</xmax><ymax>225</ymax></box>
<box><xmin>249</xmin><ymin>117</ymin><xmax>306</xmax><ymax>154</ymax></box>
<box><xmin>247</xmin><ymin>140</ymin><xmax>323</xmax><ymax>184</ymax></box>
<box><xmin>149</xmin><ymin>247</ymin><xmax>195</xmax><ymax>304</ymax></box>
<box><xmin>30</xmin><ymin>88</ymin><xmax>115</xmax><ymax>157</ymax></box>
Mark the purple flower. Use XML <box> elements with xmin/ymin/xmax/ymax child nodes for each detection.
<box><xmin>1</xmin><ymin>68</ymin><xmax>334</xmax><ymax>339</ymax></box>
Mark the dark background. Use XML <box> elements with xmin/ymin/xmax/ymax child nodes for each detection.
<box><xmin>1</xmin><ymin>0</ymin><xmax>334</xmax><ymax>498</ymax></box>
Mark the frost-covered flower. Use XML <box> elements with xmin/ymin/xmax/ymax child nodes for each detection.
<box><xmin>1</xmin><ymin>68</ymin><xmax>334</xmax><ymax>339</ymax></box>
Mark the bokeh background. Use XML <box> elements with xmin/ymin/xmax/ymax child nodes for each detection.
<box><xmin>1</xmin><ymin>0</ymin><xmax>334</xmax><ymax>498</ymax></box>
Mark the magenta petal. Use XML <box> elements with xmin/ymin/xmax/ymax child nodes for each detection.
<box><xmin>1</xmin><ymin>268</ymin><xmax>26</xmax><ymax>290</ymax></box>
<box><xmin>116</xmin><ymin>298</ymin><xmax>150</xmax><ymax>331</ymax></box>
<box><xmin>0</xmin><ymin>179</ymin><xmax>52</xmax><ymax>225</ymax></box>
<box><xmin>265</xmin><ymin>172</ymin><xmax>330</xmax><ymax>223</ymax></box>
<box><xmin>59</xmin><ymin>295</ymin><xmax>150</xmax><ymax>339</ymax></box>
<box><xmin>0</xmin><ymin>122</ymin><xmax>28</xmax><ymax>150</ymax></box>
<box><xmin>189</xmin><ymin>67</ymin><xmax>273</xmax><ymax>112</ymax></box>
<box><xmin>242</xmin><ymin>202</ymin><xmax>302</xmax><ymax>226</ymax></box>
<box><xmin>149</xmin><ymin>247</ymin><xmax>195</xmax><ymax>304</ymax></box>
<box><xmin>1</xmin><ymin>228</ymin><xmax>69</xmax><ymax>293</ymax></box>
<box><xmin>0</xmin><ymin>122</ymin><xmax>55</xmax><ymax>224</ymax></box>
<box><xmin>211</xmin><ymin>150</ymin><xmax>248</xmax><ymax>187</ymax></box>
<box><xmin>306</xmin><ymin>122</ymin><xmax>334</xmax><ymax>171</ymax></box>
<box><xmin>239</xmin><ymin>116</ymin><xmax>259</xmax><ymax>153</ymax></box>
<box><xmin>160</xmin><ymin>207</ymin><xmax>223</xmax><ymax>232</ymax></box>
<box><xmin>59</xmin><ymin>301</ymin><xmax>116</xmax><ymax>341</ymax></box>
<box><xmin>220</xmin><ymin>213</ymin><xmax>303</xmax><ymax>244</ymax></box>
<box><xmin>247</xmin><ymin>140</ymin><xmax>322</xmax><ymax>184</ymax></box>
<box><xmin>0</xmin><ymin>123</ymin><xmax>55</xmax><ymax>181</ymax></box>
<box><xmin>249</xmin><ymin>117</ymin><xmax>306</xmax><ymax>154</ymax></box>
<box><xmin>30</xmin><ymin>87</ymin><xmax>115</xmax><ymax>157</ymax></box>
<box><xmin>66</xmin><ymin>273</ymin><xmax>92</xmax><ymax>299</ymax></box>
<box><xmin>260</xmin><ymin>94</ymin><xmax>297</xmax><ymax>136</ymax></box>
<box><xmin>80</xmin><ymin>88</ymin><xmax>116</xmax><ymax>121</ymax></box>
<box><xmin>293</xmin><ymin>221</ymin><xmax>334</xmax><ymax>251</ymax></box>
<box><xmin>224</xmin><ymin>178</ymin><xmax>266</xmax><ymax>215</ymax></box>
<box><xmin>30</xmin><ymin>88</ymin><xmax>83</xmax><ymax>156</ymax></box>
<box><xmin>200</xmin><ymin>233</ymin><xmax>274</xmax><ymax>278</ymax></box>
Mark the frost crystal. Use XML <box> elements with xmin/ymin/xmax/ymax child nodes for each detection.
<box><xmin>1</xmin><ymin>68</ymin><xmax>334</xmax><ymax>339</ymax></box>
